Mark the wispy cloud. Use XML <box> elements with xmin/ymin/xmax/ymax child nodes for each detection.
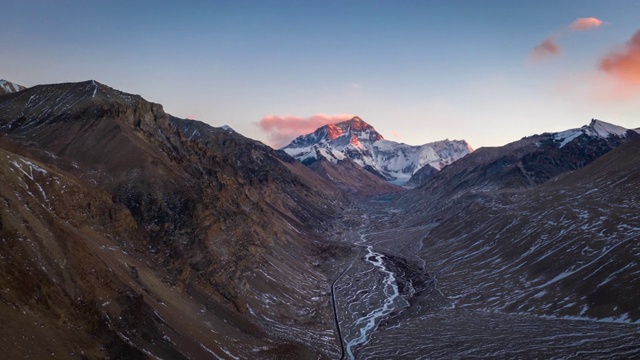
<box><xmin>570</xmin><ymin>17</ymin><xmax>604</xmax><ymax>31</ymax></box>
<box><xmin>530</xmin><ymin>17</ymin><xmax>604</xmax><ymax>61</ymax></box>
<box><xmin>257</xmin><ymin>113</ymin><xmax>354</xmax><ymax>148</ymax></box>
<box><xmin>531</xmin><ymin>37</ymin><xmax>560</xmax><ymax>60</ymax></box>
<box><xmin>599</xmin><ymin>29</ymin><xmax>640</xmax><ymax>87</ymax></box>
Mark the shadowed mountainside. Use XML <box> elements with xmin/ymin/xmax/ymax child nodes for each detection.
<box><xmin>308</xmin><ymin>157</ymin><xmax>403</xmax><ymax>196</ymax></box>
<box><xmin>0</xmin><ymin>80</ymin><xmax>349</xmax><ymax>358</ymax></box>
<box><xmin>398</xmin><ymin>137</ymin><xmax>640</xmax><ymax>322</ymax></box>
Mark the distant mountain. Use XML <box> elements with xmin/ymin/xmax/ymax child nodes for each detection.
<box><xmin>282</xmin><ymin>116</ymin><xmax>472</xmax><ymax>185</ymax></box>
<box><xmin>413</xmin><ymin>119</ymin><xmax>639</xmax><ymax>197</ymax></box>
<box><xmin>0</xmin><ymin>79</ymin><xmax>26</xmax><ymax>95</ymax></box>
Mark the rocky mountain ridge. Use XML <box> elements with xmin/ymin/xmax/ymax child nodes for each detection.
<box><xmin>412</xmin><ymin>118</ymin><xmax>639</xmax><ymax>198</ymax></box>
<box><xmin>0</xmin><ymin>80</ymin><xmax>349</xmax><ymax>358</ymax></box>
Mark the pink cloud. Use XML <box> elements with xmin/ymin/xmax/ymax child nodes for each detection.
<box><xmin>531</xmin><ymin>37</ymin><xmax>560</xmax><ymax>60</ymax></box>
<box><xmin>531</xmin><ymin>17</ymin><xmax>604</xmax><ymax>62</ymax></box>
<box><xmin>570</xmin><ymin>17</ymin><xmax>604</xmax><ymax>31</ymax></box>
<box><xmin>257</xmin><ymin>113</ymin><xmax>355</xmax><ymax>148</ymax></box>
<box><xmin>599</xmin><ymin>29</ymin><xmax>640</xmax><ymax>87</ymax></box>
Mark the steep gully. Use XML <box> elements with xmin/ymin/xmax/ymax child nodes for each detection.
<box><xmin>326</xmin><ymin>196</ymin><xmax>640</xmax><ymax>359</ymax></box>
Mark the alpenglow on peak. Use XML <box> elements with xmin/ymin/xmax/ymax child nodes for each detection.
<box><xmin>282</xmin><ymin>116</ymin><xmax>472</xmax><ymax>186</ymax></box>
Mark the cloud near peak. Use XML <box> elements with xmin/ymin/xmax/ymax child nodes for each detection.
<box><xmin>257</xmin><ymin>113</ymin><xmax>355</xmax><ymax>148</ymax></box>
<box><xmin>599</xmin><ymin>29</ymin><xmax>640</xmax><ymax>87</ymax></box>
<box><xmin>570</xmin><ymin>17</ymin><xmax>604</xmax><ymax>31</ymax></box>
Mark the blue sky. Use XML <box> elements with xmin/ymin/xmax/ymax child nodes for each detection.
<box><xmin>2</xmin><ymin>0</ymin><xmax>639</xmax><ymax>148</ymax></box>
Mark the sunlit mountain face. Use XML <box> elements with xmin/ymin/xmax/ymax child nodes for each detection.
<box><xmin>282</xmin><ymin>116</ymin><xmax>473</xmax><ymax>186</ymax></box>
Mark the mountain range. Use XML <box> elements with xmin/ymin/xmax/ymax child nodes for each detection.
<box><xmin>282</xmin><ymin>117</ymin><xmax>473</xmax><ymax>185</ymax></box>
<box><xmin>1</xmin><ymin>79</ymin><xmax>639</xmax><ymax>359</ymax></box>
<box><xmin>412</xmin><ymin>119</ymin><xmax>638</xmax><ymax>197</ymax></box>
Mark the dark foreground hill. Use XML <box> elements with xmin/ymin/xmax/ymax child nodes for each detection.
<box><xmin>0</xmin><ymin>80</ymin><xmax>348</xmax><ymax>359</ymax></box>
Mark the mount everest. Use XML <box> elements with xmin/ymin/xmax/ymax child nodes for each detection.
<box><xmin>282</xmin><ymin>116</ymin><xmax>473</xmax><ymax>185</ymax></box>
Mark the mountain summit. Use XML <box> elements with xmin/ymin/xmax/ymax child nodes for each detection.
<box><xmin>282</xmin><ymin>116</ymin><xmax>472</xmax><ymax>185</ymax></box>
<box><xmin>0</xmin><ymin>79</ymin><xmax>26</xmax><ymax>95</ymax></box>
<box><xmin>409</xmin><ymin>118</ymin><xmax>639</xmax><ymax>196</ymax></box>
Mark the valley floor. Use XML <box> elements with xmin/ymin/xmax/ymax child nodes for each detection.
<box><xmin>326</xmin><ymin>196</ymin><xmax>640</xmax><ymax>359</ymax></box>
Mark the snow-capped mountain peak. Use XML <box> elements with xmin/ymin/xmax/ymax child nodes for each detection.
<box><xmin>282</xmin><ymin>117</ymin><xmax>472</xmax><ymax>185</ymax></box>
<box><xmin>0</xmin><ymin>79</ymin><xmax>26</xmax><ymax>95</ymax></box>
<box><xmin>553</xmin><ymin>119</ymin><xmax>637</xmax><ymax>148</ymax></box>
<box><xmin>587</xmin><ymin>119</ymin><xmax>631</xmax><ymax>138</ymax></box>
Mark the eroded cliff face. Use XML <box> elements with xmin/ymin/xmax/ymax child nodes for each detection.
<box><xmin>0</xmin><ymin>81</ymin><xmax>348</xmax><ymax>358</ymax></box>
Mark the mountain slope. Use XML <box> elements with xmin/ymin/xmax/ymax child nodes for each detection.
<box><xmin>282</xmin><ymin>117</ymin><xmax>472</xmax><ymax>185</ymax></box>
<box><xmin>0</xmin><ymin>80</ymin><xmax>348</xmax><ymax>358</ymax></box>
<box><xmin>406</xmin><ymin>137</ymin><xmax>640</xmax><ymax>322</ymax></box>
<box><xmin>341</xmin><ymin>136</ymin><xmax>640</xmax><ymax>357</ymax></box>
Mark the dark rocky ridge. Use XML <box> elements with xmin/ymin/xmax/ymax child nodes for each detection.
<box><xmin>404</xmin><ymin>163</ymin><xmax>438</xmax><ymax>188</ymax></box>
<box><xmin>408</xmin><ymin>137</ymin><xmax>640</xmax><ymax>320</ymax></box>
<box><xmin>413</xmin><ymin>119</ymin><xmax>639</xmax><ymax>200</ymax></box>
<box><xmin>308</xmin><ymin>157</ymin><xmax>403</xmax><ymax>196</ymax></box>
